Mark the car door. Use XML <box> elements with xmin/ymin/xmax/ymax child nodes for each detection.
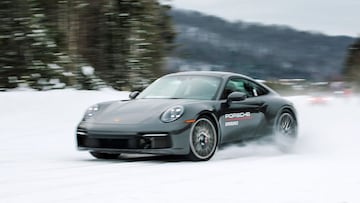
<box><xmin>219</xmin><ymin>77</ymin><xmax>268</xmax><ymax>143</ymax></box>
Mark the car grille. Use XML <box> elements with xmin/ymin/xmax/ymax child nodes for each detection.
<box><xmin>77</xmin><ymin>128</ymin><xmax>172</xmax><ymax>149</ymax></box>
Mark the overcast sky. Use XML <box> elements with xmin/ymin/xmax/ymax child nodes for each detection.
<box><xmin>166</xmin><ymin>0</ymin><xmax>359</xmax><ymax>37</ymax></box>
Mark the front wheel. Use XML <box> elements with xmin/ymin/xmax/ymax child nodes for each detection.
<box><xmin>188</xmin><ymin>117</ymin><xmax>218</xmax><ymax>161</ymax></box>
<box><xmin>273</xmin><ymin>110</ymin><xmax>298</xmax><ymax>152</ymax></box>
<box><xmin>90</xmin><ymin>151</ymin><xmax>120</xmax><ymax>159</ymax></box>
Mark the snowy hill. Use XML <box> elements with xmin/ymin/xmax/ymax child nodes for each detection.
<box><xmin>168</xmin><ymin>10</ymin><xmax>355</xmax><ymax>80</ymax></box>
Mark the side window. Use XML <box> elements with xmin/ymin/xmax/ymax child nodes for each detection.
<box><xmin>250</xmin><ymin>81</ymin><xmax>268</xmax><ymax>96</ymax></box>
<box><xmin>221</xmin><ymin>78</ymin><xmax>268</xmax><ymax>99</ymax></box>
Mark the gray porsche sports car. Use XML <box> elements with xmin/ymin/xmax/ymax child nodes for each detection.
<box><xmin>76</xmin><ymin>71</ymin><xmax>298</xmax><ymax>161</ymax></box>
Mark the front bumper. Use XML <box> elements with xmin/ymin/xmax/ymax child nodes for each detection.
<box><xmin>76</xmin><ymin>121</ymin><xmax>192</xmax><ymax>155</ymax></box>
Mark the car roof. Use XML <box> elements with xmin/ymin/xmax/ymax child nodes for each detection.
<box><xmin>164</xmin><ymin>71</ymin><xmax>252</xmax><ymax>80</ymax></box>
<box><xmin>164</xmin><ymin>71</ymin><xmax>277</xmax><ymax>95</ymax></box>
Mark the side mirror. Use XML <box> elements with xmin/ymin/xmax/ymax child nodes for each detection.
<box><xmin>227</xmin><ymin>92</ymin><xmax>247</xmax><ymax>104</ymax></box>
<box><xmin>129</xmin><ymin>91</ymin><xmax>140</xmax><ymax>100</ymax></box>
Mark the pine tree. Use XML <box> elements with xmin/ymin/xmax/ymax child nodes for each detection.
<box><xmin>116</xmin><ymin>0</ymin><xmax>175</xmax><ymax>90</ymax></box>
<box><xmin>79</xmin><ymin>0</ymin><xmax>175</xmax><ymax>90</ymax></box>
<box><xmin>0</xmin><ymin>0</ymin><xmax>29</xmax><ymax>88</ymax></box>
<box><xmin>0</xmin><ymin>0</ymin><xmax>74</xmax><ymax>90</ymax></box>
<box><xmin>343</xmin><ymin>38</ymin><xmax>360</xmax><ymax>88</ymax></box>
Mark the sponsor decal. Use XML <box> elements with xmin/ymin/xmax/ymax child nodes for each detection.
<box><xmin>225</xmin><ymin>112</ymin><xmax>251</xmax><ymax>121</ymax></box>
<box><xmin>224</xmin><ymin>112</ymin><xmax>252</xmax><ymax>126</ymax></box>
<box><xmin>225</xmin><ymin>121</ymin><xmax>239</xmax><ymax>126</ymax></box>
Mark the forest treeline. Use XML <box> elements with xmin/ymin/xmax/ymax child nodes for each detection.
<box><xmin>0</xmin><ymin>2</ymin><xmax>359</xmax><ymax>91</ymax></box>
<box><xmin>0</xmin><ymin>0</ymin><xmax>175</xmax><ymax>90</ymax></box>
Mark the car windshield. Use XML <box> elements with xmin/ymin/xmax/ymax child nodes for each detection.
<box><xmin>137</xmin><ymin>75</ymin><xmax>222</xmax><ymax>100</ymax></box>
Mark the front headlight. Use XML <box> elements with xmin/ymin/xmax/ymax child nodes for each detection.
<box><xmin>160</xmin><ymin>105</ymin><xmax>184</xmax><ymax>123</ymax></box>
<box><xmin>83</xmin><ymin>104</ymin><xmax>100</xmax><ymax>121</ymax></box>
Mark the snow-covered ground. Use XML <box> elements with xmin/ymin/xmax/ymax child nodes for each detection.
<box><xmin>1</xmin><ymin>90</ymin><xmax>360</xmax><ymax>203</ymax></box>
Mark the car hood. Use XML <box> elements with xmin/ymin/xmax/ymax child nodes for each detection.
<box><xmin>93</xmin><ymin>99</ymin><xmax>194</xmax><ymax>125</ymax></box>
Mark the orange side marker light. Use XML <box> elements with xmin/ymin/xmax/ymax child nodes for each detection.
<box><xmin>185</xmin><ymin>119</ymin><xmax>196</xmax><ymax>123</ymax></box>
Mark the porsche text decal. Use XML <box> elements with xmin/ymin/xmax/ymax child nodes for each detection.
<box><xmin>224</xmin><ymin>112</ymin><xmax>252</xmax><ymax>126</ymax></box>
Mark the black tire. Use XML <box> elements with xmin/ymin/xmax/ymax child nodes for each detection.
<box><xmin>188</xmin><ymin>117</ymin><xmax>218</xmax><ymax>161</ymax></box>
<box><xmin>273</xmin><ymin>110</ymin><xmax>298</xmax><ymax>152</ymax></box>
<box><xmin>90</xmin><ymin>151</ymin><xmax>120</xmax><ymax>159</ymax></box>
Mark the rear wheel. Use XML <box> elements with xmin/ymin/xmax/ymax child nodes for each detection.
<box><xmin>273</xmin><ymin>110</ymin><xmax>298</xmax><ymax>151</ymax></box>
<box><xmin>90</xmin><ymin>151</ymin><xmax>120</xmax><ymax>159</ymax></box>
<box><xmin>188</xmin><ymin>117</ymin><xmax>218</xmax><ymax>161</ymax></box>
